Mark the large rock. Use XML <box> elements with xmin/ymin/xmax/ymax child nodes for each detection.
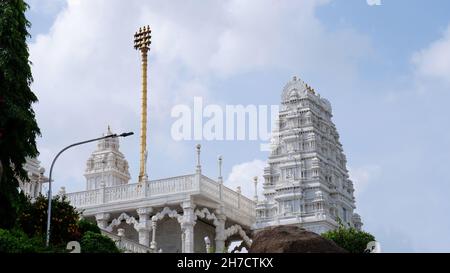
<box><xmin>249</xmin><ymin>225</ymin><xmax>347</xmax><ymax>253</ymax></box>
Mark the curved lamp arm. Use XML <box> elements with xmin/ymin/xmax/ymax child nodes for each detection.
<box><xmin>46</xmin><ymin>132</ymin><xmax>133</xmax><ymax>246</ymax></box>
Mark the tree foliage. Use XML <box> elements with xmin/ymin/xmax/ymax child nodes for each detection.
<box><xmin>0</xmin><ymin>228</ymin><xmax>45</xmax><ymax>253</ymax></box>
<box><xmin>322</xmin><ymin>226</ymin><xmax>376</xmax><ymax>253</ymax></box>
<box><xmin>80</xmin><ymin>231</ymin><xmax>120</xmax><ymax>253</ymax></box>
<box><xmin>17</xmin><ymin>195</ymin><xmax>81</xmax><ymax>246</ymax></box>
<box><xmin>0</xmin><ymin>0</ymin><xmax>41</xmax><ymax>229</ymax></box>
<box><xmin>78</xmin><ymin>218</ymin><xmax>101</xmax><ymax>235</ymax></box>
<box><xmin>0</xmin><ymin>191</ymin><xmax>123</xmax><ymax>253</ymax></box>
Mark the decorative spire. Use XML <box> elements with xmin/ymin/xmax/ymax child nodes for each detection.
<box><xmin>98</xmin><ymin>126</ymin><xmax>120</xmax><ymax>151</ymax></box>
<box><xmin>196</xmin><ymin>144</ymin><xmax>201</xmax><ymax>174</ymax></box>
<box><xmin>218</xmin><ymin>155</ymin><xmax>223</xmax><ymax>183</ymax></box>
<box><xmin>253</xmin><ymin>176</ymin><xmax>258</xmax><ymax>202</ymax></box>
<box><xmin>85</xmin><ymin>128</ymin><xmax>131</xmax><ymax>190</ymax></box>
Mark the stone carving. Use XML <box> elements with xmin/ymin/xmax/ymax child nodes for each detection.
<box><xmin>224</xmin><ymin>224</ymin><xmax>252</xmax><ymax>247</ymax></box>
<box><xmin>195</xmin><ymin>207</ymin><xmax>219</xmax><ymax>227</ymax></box>
<box><xmin>153</xmin><ymin>207</ymin><xmax>183</xmax><ymax>223</ymax></box>
<box><xmin>106</xmin><ymin>212</ymin><xmax>139</xmax><ymax>232</ymax></box>
<box><xmin>255</xmin><ymin>76</ymin><xmax>361</xmax><ymax>233</ymax></box>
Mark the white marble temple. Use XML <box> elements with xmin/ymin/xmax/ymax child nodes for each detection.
<box><xmin>253</xmin><ymin>76</ymin><xmax>363</xmax><ymax>234</ymax></box>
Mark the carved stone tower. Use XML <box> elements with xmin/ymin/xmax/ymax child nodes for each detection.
<box><xmin>254</xmin><ymin>76</ymin><xmax>363</xmax><ymax>234</ymax></box>
<box><xmin>85</xmin><ymin>127</ymin><xmax>131</xmax><ymax>190</ymax></box>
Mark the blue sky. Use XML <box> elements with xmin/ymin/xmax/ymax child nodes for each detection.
<box><xmin>25</xmin><ymin>0</ymin><xmax>450</xmax><ymax>252</ymax></box>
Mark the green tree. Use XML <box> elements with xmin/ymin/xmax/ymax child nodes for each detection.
<box><xmin>0</xmin><ymin>0</ymin><xmax>41</xmax><ymax>229</ymax></box>
<box><xmin>322</xmin><ymin>225</ymin><xmax>376</xmax><ymax>253</ymax></box>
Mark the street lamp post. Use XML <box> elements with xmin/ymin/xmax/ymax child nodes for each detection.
<box><xmin>45</xmin><ymin>132</ymin><xmax>133</xmax><ymax>247</ymax></box>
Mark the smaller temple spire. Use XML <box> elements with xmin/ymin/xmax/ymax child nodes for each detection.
<box><xmin>85</xmin><ymin>127</ymin><xmax>130</xmax><ymax>190</ymax></box>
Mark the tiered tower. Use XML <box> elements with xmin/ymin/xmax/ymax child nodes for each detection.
<box><xmin>84</xmin><ymin>127</ymin><xmax>131</xmax><ymax>190</ymax></box>
<box><xmin>254</xmin><ymin>76</ymin><xmax>362</xmax><ymax>234</ymax></box>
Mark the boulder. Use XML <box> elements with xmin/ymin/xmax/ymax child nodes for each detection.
<box><xmin>249</xmin><ymin>225</ymin><xmax>347</xmax><ymax>253</ymax></box>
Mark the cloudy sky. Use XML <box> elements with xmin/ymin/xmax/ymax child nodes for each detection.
<box><xmin>25</xmin><ymin>0</ymin><xmax>450</xmax><ymax>252</ymax></box>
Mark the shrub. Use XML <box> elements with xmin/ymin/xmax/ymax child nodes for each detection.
<box><xmin>80</xmin><ymin>231</ymin><xmax>120</xmax><ymax>253</ymax></box>
<box><xmin>0</xmin><ymin>229</ymin><xmax>44</xmax><ymax>253</ymax></box>
<box><xmin>322</xmin><ymin>226</ymin><xmax>375</xmax><ymax>253</ymax></box>
<box><xmin>78</xmin><ymin>218</ymin><xmax>101</xmax><ymax>235</ymax></box>
<box><xmin>17</xmin><ymin>195</ymin><xmax>81</xmax><ymax>246</ymax></box>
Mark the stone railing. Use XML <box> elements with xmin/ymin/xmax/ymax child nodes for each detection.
<box><xmin>200</xmin><ymin>175</ymin><xmax>255</xmax><ymax>219</ymax></box>
<box><xmin>66</xmin><ymin>174</ymin><xmax>255</xmax><ymax>220</ymax></box>
<box><xmin>66</xmin><ymin>188</ymin><xmax>101</xmax><ymax>207</ymax></box>
<box><xmin>66</xmin><ymin>174</ymin><xmax>195</xmax><ymax>208</ymax></box>
<box><xmin>101</xmin><ymin>230</ymin><xmax>151</xmax><ymax>253</ymax></box>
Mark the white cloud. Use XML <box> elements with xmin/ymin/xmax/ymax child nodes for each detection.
<box><xmin>28</xmin><ymin>0</ymin><xmax>371</xmax><ymax>193</ymax></box>
<box><xmin>225</xmin><ymin>159</ymin><xmax>266</xmax><ymax>200</ymax></box>
<box><xmin>412</xmin><ymin>24</ymin><xmax>450</xmax><ymax>86</ymax></box>
<box><xmin>348</xmin><ymin>165</ymin><xmax>381</xmax><ymax>198</ymax></box>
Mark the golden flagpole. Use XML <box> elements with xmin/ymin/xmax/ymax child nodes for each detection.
<box><xmin>134</xmin><ymin>25</ymin><xmax>151</xmax><ymax>184</ymax></box>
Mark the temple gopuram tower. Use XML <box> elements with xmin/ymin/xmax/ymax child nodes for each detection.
<box><xmin>254</xmin><ymin>76</ymin><xmax>363</xmax><ymax>234</ymax></box>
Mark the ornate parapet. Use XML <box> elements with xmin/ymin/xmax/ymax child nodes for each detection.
<box><xmin>66</xmin><ymin>174</ymin><xmax>256</xmax><ymax>233</ymax></box>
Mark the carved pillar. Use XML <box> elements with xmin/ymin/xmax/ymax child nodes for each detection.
<box><xmin>236</xmin><ymin>186</ymin><xmax>241</xmax><ymax>208</ymax></box>
<box><xmin>181</xmin><ymin>201</ymin><xmax>196</xmax><ymax>253</ymax></box>
<box><xmin>193</xmin><ymin>145</ymin><xmax>202</xmax><ymax>192</ymax></box>
<box><xmin>181</xmin><ymin>231</ymin><xmax>185</xmax><ymax>253</ymax></box>
<box><xmin>150</xmin><ymin>216</ymin><xmax>157</xmax><ymax>252</ymax></box>
<box><xmin>100</xmin><ymin>181</ymin><xmax>106</xmax><ymax>203</ymax></box>
<box><xmin>215</xmin><ymin>208</ymin><xmax>227</xmax><ymax>253</ymax></box>
<box><xmin>136</xmin><ymin>207</ymin><xmax>152</xmax><ymax>247</ymax></box>
<box><xmin>95</xmin><ymin>212</ymin><xmax>110</xmax><ymax>229</ymax></box>
<box><xmin>117</xmin><ymin>228</ymin><xmax>125</xmax><ymax>237</ymax></box>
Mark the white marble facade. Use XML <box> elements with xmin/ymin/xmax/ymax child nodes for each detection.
<box><xmin>253</xmin><ymin>76</ymin><xmax>363</xmax><ymax>234</ymax></box>
<box><xmin>18</xmin><ymin>76</ymin><xmax>364</xmax><ymax>252</ymax></box>
<box><xmin>84</xmin><ymin>126</ymin><xmax>131</xmax><ymax>190</ymax></box>
<box><xmin>19</xmin><ymin>157</ymin><xmax>48</xmax><ymax>201</ymax></box>
<box><xmin>65</xmin><ymin>135</ymin><xmax>254</xmax><ymax>253</ymax></box>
